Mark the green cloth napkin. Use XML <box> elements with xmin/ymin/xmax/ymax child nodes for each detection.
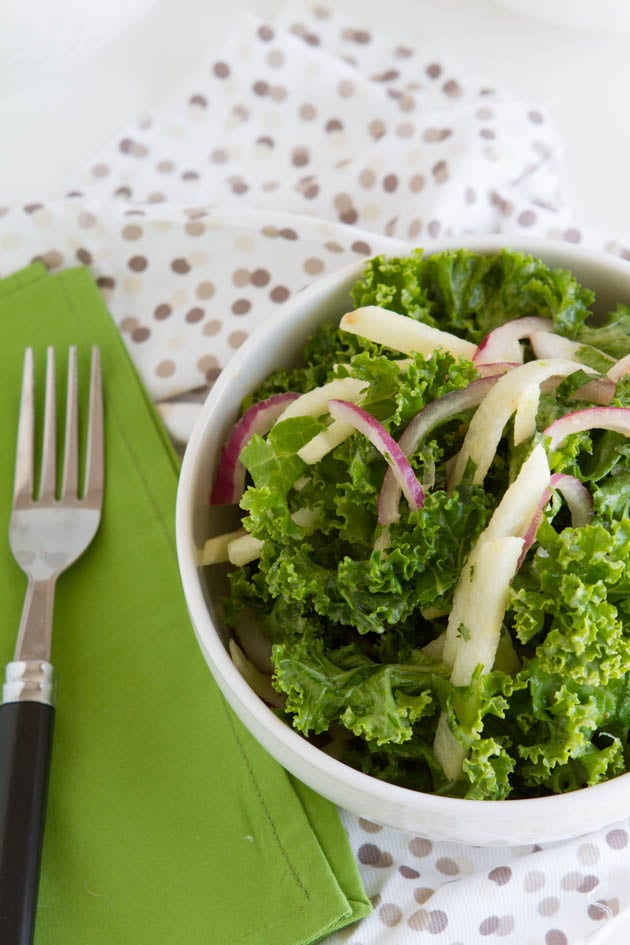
<box><xmin>0</xmin><ymin>263</ymin><xmax>371</xmax><ymax>945</ymax></box>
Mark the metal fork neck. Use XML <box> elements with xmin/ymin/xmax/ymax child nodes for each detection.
<box><xmin>13</xmin><ymin>579</ymin><xmax>57</xmax><ymax>663</ymax></box>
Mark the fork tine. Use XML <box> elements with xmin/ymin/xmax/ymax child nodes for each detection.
<box><xmin>38</xmin><ymin>347</ymin><xmax>57</xmax><ymax>501</ymax></box>
<box><xmin>13</xmin><ymin>348</ymin><xmax>35</xmax><ymax>501</ymax></box>
<box><xmin>83</xmin><ymin>347</ymin><xmax>103</xmax><ymax>503</ymax></box>
<box><xmin>61</xmin><ymin>346</ymin><xmax>79</xmax><ymax>499</ymax></box>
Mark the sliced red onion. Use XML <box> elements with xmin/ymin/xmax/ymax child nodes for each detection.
<box><xmin>543</xmin><ymin>406</ymin><xmax>630</xmax><ymax>451</ymax></box>
<box><xmin>571</xmin><ymin>377</ymin><xmax>615</xmax><ymax>406</ymax></box>
<box><xmin>210</xmin><ymin>392</ymin><xmax>300</xmax><ymax>504</ymax></box>
<box><xmin>327</xmin><ymin>399</ymin><xmax>425</xmax><ymax>512</ymax></box>
<box><xmin>474</xmin><ymin>316</ymin><xmax>553</xmax><ymax>365</ymax></box>
<box><xmin>608</xmin><ymin>354</ymin><xmax>630</xmax><ymax>384</ymax></box>
<box><xmin>377</xmin><ymin>377</ymin><xmax>500</xmax><ymax>525</ymax></box>
<box><xmin>518</xmin><ymin>473</ymin><xmax>593</xmax><ymax>567</ymax></box>
<box><xmin>475</xmin><ymin>361</ymin><xmax>520</xmax><ymax>377</ymax></box>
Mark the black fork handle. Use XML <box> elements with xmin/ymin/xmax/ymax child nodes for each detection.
<box><xmin>0</xmin><ymin>699</ymin><xmax>54</xmax><ymax>945</ymax></box>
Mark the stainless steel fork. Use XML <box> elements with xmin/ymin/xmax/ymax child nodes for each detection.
<box><xmin>0</xmin><ymin>347</ymin><xmax>104</xmax><ymax>945</ymax></box>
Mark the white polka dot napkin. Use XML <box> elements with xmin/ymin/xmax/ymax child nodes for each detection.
<box><xmin>0</xmin><ymin>2</ymin><xmax>629</xmax><ymax>943</ymax></box>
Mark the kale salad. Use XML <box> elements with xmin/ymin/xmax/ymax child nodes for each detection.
<box><xmin>201</xmin><ymin>248</ymin><xmax>630</xmax><ymax>801</ymax></box>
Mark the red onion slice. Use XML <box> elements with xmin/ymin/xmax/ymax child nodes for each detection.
<box><xmin>327</xmin><ymin>399</ymin><xmax>425</xmax><ymax>513</ymax></box>
<box><xmin>210</xmin><ymin>391</ymin><xmax>300</xmax><ymax>504</ymax></box>
<box><xmin>543</xmin><ymin>406</ymin><xmax>630</xmax><ymax>451</ymax></box>
<box><xmin>518</xmin><ymin>473</ymin><xmax>593</xmax><ymax>567</ymax></box>
<box><xmin>377</xmin><ymin>376</ymin><xmax>500</xmax><ymax>525</ymax></box>
<box><xmin>474</xmin><ymin>316</ymin><xmax>553</xmax><ymax>365</ymax></box>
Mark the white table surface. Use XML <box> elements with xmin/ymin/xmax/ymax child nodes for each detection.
<box><xmin>1</xmin><ymin>2</ymin><xmax>628</xmax><ymax>943</ymax></box>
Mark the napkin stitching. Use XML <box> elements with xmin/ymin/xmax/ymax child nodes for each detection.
<box><xmin>221</xmin><ymin>699</ymin><xmax>320</xmax><ymax>943</ymax></box>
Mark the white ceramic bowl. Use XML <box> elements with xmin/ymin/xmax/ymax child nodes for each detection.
<box><xmin>176</xmin><ymin>235</ymin><xmax>630</xmax><ymax>845</ymax></box>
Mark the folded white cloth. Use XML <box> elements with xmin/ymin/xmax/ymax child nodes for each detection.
<box><xmin>0</xmin><ymin>3</ymin><xmax>628</xmax><ymax>943</ymax></box>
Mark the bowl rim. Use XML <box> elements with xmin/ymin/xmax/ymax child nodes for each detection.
<box><xmin>176</xmin><ymin>235</ymin><xmax>630</xmax><ymax>836</ymax></box>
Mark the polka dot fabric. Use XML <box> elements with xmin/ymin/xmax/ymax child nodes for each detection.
<box><xmin>0</xmin><ymin>4</ymin><xmax>628</xmax><ymax>940</ymax></box>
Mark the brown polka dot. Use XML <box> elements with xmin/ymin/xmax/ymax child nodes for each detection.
<box><xmin>326</xmin><ymin>118</ymin><xmax>343</xmax><ymax>133</ymax></box>
<box><xmin>436</xmin><ymin>857</ymin><xmax>459</xmax><ymax>876</ymax></box>
<box><xmin>270</xmin><ymin>284</ymin><xmax>290</xmax><ymax>302</ymax></box>
<box><xmin>267</xmin><ymin>48</ymin><xmax>285</xmax><ymax>68</ymax></box>
<box><xmin>324</xmin><ymin>240</ymin><xmax>344</xmax><ymax>253</ymax></box>
<box><xmin>303</xmin><ymin>31</ymin><xmax>320</xmax><ymax>46</ymax></box>
<box><xmin>256</xmin><ymin>135</ymin><xmax>274</xmax><ymax>148</ymax></box>
<box><xmin>337</xmin><ymin>79</ymin><xmax>355</xmax><ymax>98</ymax></box>
<box><xmin>196</xmin><ymin>281</ymin><xmax>216</xmax><ymax>300</ymax></box>
<box><xmin>119</xmin><ymin>138</ymin><xmax>148</xmax><ymax>158</ymax></box>
<box><xmin>396</xmin><ymin>122</ymin><xmax>415</xmax><ymax>138</ymax></box>
<box><xmin>182</xmin><ymin>170</ymin><xmax>200</xmax><ymax>181</ymax></box>
<box><xmin>251</xmin><ymin>268</ymin><xmax>270</xmax><ymax>287</ymax></box>
<box><xmin>414</xmin><ymin>887</ymin><xmax>434</xmax><ymax>904</ymax></box>
<box><xmin>279</xmin><ymin>227</ymin><xmax>297</xmax><ymax>240</ymax></box>
<box><xmin>299</xmin><ymin>103</ymin><xmax>317</xmax><ymax>120</ymax></box>
<box><xmin>340</xmin><ymin>207</ymin><xmax>358</xmax><ymax>225</ymax></box>
<box><xmin>480</xmin><ymin>916</ymin><xmax>499</xmax><ymax>935</ymax></box>
<box><xmin>357</xmin><ymin>843</ymin><xmax>393</xmax><ymax>868</ymax></box>
<box><xmin>480</xmin><ymin>127</ymin><xmax>496</xmax><ymax>140</ymax></box>
<box><xmin>426</xmin><ymin>62</ymin><xmax>442</xmax><ymax>78</ymax></box>
<box><xmin>115</xmin><ymin>186</ymin><xmax>132</xmax><ymax>198</ymax></box>
<box><xmin>427</xmin><ymin>220</ymin><xmax>441</xmax><ymax>237</ymax></box>
<box><xmin>587</xmin><ymin>903</ymin><xmax>608</xmax><ymax>922</ymax></box>
<box><xmin>147</xmin><ymin>192</ymin><xmax>166</xmax><ymax>204</ymax></box>
<box><xmin>424</xmin><ymin>127</ymin><xmax>452</xmax><ymax>143</ymax></box>
<box><xmin>189</xmin><ymin>93</ymin><xmax>207</xmax><ymax>107</ymax></box>
<box><xmin>203</xmin><ymin>320</ymin><xmax>221</xmax><ymax>337</ymax></box>
<box><xmin>433</xmin><ymin>160</ymin><xmax>449</xmax><ymax>183</ymax></box>
<box><xmin>577</xmin><ymin>842</ymin><xmax>600</xmax><ymax>866</ymax></box>
<box><xmin>232</xmin><ymin>268</ymin><xmax>250</xmax><ymax>287</ymax></box>
<box><xmin>395</xmin><ymin>44</ymin><xmax>413</xmax><ymax>58</ymax></box>
<box><xmin>488</xmin><ymin>866</ymin><xmax>512</xmax><ymax>886</ymax></box>
<box><xmin>563</xmin><ymin>227</ymin><xmax>582</xmax><ymax>243</ymax></box>
<box><xmin>78</xmin><ymin>210</ymin><xmax>97</xmax><ymax>229</ymax></box>
<box><xmin>229</xmin><ymin>177</ymin><xmax>248</xmax><ymax>195</ymax></box>
<box><xmin>228</xmin><ymin>331</ymin><xmax>248</xmax><ymax>350</ymax></box>
<box><xmin>184</xmin><ymin>221</ymin><xmax>205</xmax><ymax>237</ymax></box>
<box><xmin>197</xmin><ymin>354</ymin><xmax>220</xmax><ymax>379</ymax></box>
<box><xmin>154</xmin><ymin>304</ymin><xmax>172</xmax><ymax>320</ymax></box>
<box><xmin>578</xmin><ymin>875</ymin><xmax>599</xmax><ymax>893</ymax></box>
<box><xmin>606</xmin><ymin>828</ymin><xmax>628</xmax><ymax>849</ymax></box>
<box><xmin>292</xmin><ymin>147</ymin><xmax>310</xmax><ymax>167</ymax></box>
<box><xmin>96</xmin><ymin>275</ymin><xmax>115</xmax><ymax>290</ymax></box>
<box><xmin>91</xmin><ymin>163</ymin><xmax>110</xmax><ymax>178</ymax></box>
<box><xmin>410</xmin><ymin>174</ymin><xmax>425</xmax><ymax>193</ymax></box>
<box><xmin>269</xmin><ymin>85</ymin><xmax>287</xmax><ymax>102</ymax></box>
<box><xmin>40</xmin><ymin>250</ymin><xmax>63</xmax><ymax>270</ymax></box>
<box><xmin>408</xmin><ymin>219</ymin><xmax>422</xmax><ymax>238</ymax></box>
<box><xmin>358</xmin><ymin>818</ymin><xmax>383</xmax><ymax>833</ymax></box>
<box><xmin>528</xmin><ymin>109</ymin><xmax>544</xmax><ymax>124</ymax></box>
<box><xmin>128</xmin><ymin>255</ymin><xmax>148</xmax><ymax>272</ymax></box>
<box><xmin>253</xmin><ymin>79</ymin><xmax>269</xmax><ymax>96</ymax></box>
<box><xmin>383</xmin><ymin>173</ymin><xmax>398</xmax><ymax>192</ymax></box>
<box><xmin>304</xmin><ymin>257</ymin><xmax>324</xmax><ymax>276</ymax></box>
<box><xmin>258</xmin><ymin>23</ymin><xmax>274</xmax><ymax>41</ymax></box>
<box><xmin>443</xmin><ymin>78</ymin><xmax>462</xmax><ymax>97</ymax></box>
<box><xmin>312</xmin><ymin>4</ymin><xmax>329</xmax><ymax>18</ymax></box>
<box><xmin>119</xmin><ymin>316</ymin><xmax>139</xmax><ymax>333</ymax></box>
<box><xmin>352</xmin><ymin>240</ymin><xmax>371</xmax><ymax>254</ymax></box>
<box><xmin>122</xmin><ymin>224</ymin><xmax>143</xmax><ymax>241</ymax></box>
<box><xmin>524</xmin><ymin>870</ymin><xmax>545</xmax><ymax>892</ymax></box>
<box><xmin>545</xmin><ymin>931</ymin><xmax>567</xmax><ymax>945</ymax></box>
<box><xmin>517</xmin><ymin>209</ymin><xmax>537</xmax><ymax>228</ymax></box>
<box><xmin>213</xmin><ymin>61</ymin><xmax>230</xmax><ymax>78</ymax></box>
<box><xmin>76</xmin><ymin>248</ymin><xmax>92</xmax><ymax>265</ymax></box>
<box><xmin>231</xmin><ymin>298</ymin><xmax>251</xmax><ymax>316</ymax></box>
<box><xmin>172</xmin><ymin>258</ymin><xmax>191</xmax><ymax>274</ymax></box>
<box><xmin>359</xmin><ymin>167</ymin><xmax>376</xmax><ymax>190</ymax></box>
<box><xmin>378</xmin><ymin>903</ymin><xmax>402</xmax><ymax>927</ymax></box>
<box><xmin>156</xmin><ymin>360</ymin><xmax>176</xmax><ymax>379</ymax></box>
<box><xmin>185</xmin><ymin>307</ymin><xmax>204</xmax><ymax>324</ymax></box>
<box><xmin>333</xmin><ymin>192</ymin><xmax>352</xmax><ymax>211</ymax></box>
<box><xmin>399</xmin><ymin>865</ymin><xmax>419</xmax><ymax>879</ymax></box>
<box><xmin>368</xmin><ymin>119</ymin><xmax>386</xmax><ymax>139</ymax></box>
<box><xmin>211</xmin><ymin>148</ymin><xmax>228</xmax><ymax>165</ymax></box>
<box><xmin>131</xmin><ymin>327</ymin><xmax>150</xmax><ymax>342</ymax></box>
<box><xmin>408</xmin><ymin>909</ymin><xmax>448</xmax><ymax>933</ymax></box>
<box><xmin>409</xmin><ymin>837</ymin><xmax>433</xmax><ymax>858</ymax></box>
<box><xmin>538</xmin><ymin>897</ymin><xmax>560</xmax><ymax>917</ymax></box>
